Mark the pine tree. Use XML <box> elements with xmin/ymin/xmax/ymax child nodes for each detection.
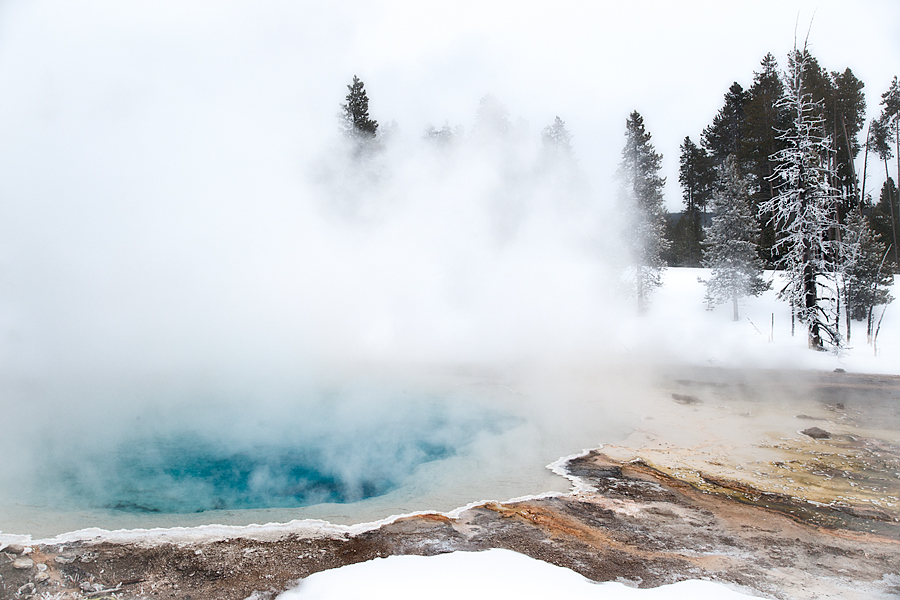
<box><xmin>538</xmin><ymin>116</ymin><xmax>581</xmax><ymax>192</ymax></box>
<box><xmin>702</xmin><ymin>82</ymin><xmax>749</xmax><ymax>167</ymax></box>
<box><xmin>829</xmin><ymin>67</ymin><xmax>866</xmax><ymax>211</ymax></box>
<box><xmin>474</xmin><ymin>94</ymin><xmax>511</xmax><ymax>138</ymax></box>
<box><xmin>870</xmin><ymin>117</ymin><xmax>899</xmax><ymax>268</ymax></box>
<box><xmin>339</xmin><ymin>75</ymin><xmax>379</xmax><ymax>147</ymax></box>
<box><xmin>618</xmin><ymin>111</ymin><xmax>668</xmax><ymax>312</ymax></box>
<box><xmin>424</xmin><ymin>122</ymin><xmax>460</xmax><ymax>148</ymax></box>
<box><xmin>882</xmin><ymin>77</ymin><xmax>900</xmax><ymax>149</ymax></box>
<box><xmin>843</xmin><ymin>210</ymin><xmax>893</xmax><ymax>342</ymax></box>
<box><xmin>760</xmin><ymin>44</ymin><xmax>845</xmax><ymax>351</ymax></box>
<box><xmin>779</xmin><ymin>53</ymin><xmax>865</xmax><ymax>217</ymax></box>
<box><xmin>701</xmin><ymin>155</ymin><xmax>769</xmax><ymax>321</ymax></box>
<box><xmin>871</xmin><ymin>178</ymin><xmax>899</xmax><ymax>269</ymax></box>
<box><xmin>744</xmin><ymin>54</ymin><xmax>787</xmax><ymax>196</ymax></box>
<box><xmin>542</xmin><ymin>116</ymin><xmax>573</xmax><ymax>158</ymax></box>
<box><xmin>677</xmin><ymin>136</ymin><xmax>714</xmax><ymax>266</ymax></box>
<box><xmin>878</xmin><ymin>76</ymin><xmax>900</xmax><ymax>269</ymax></box>
<box><xmin>744</xmin><ymin>54</ymin><xmax>789</xmax><ymax>266</ymax></box>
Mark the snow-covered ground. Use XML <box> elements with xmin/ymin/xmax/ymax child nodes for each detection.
<box><xmin>273</xmin><ymin>548</ymin><xmax>760</xmax><ymax>600</ymax></box>
<box><xmin>616</xmin><ymin>267</ymin><xmax>899</xmax><ymax>374</ymax></box>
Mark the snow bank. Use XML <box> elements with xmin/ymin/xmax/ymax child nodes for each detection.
<box><xmin>273</xmin><ymin>548</ymin><xmax>761</xmax><ymax>600</ymax></box>
<box><xmin>621</xmin><ymin>267</ymin><xmax>899</xmax><ymax>374</ymax></box>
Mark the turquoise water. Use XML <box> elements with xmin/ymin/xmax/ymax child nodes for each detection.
<box><xmin>53</xmin><ymin>430</ymin><xmax>460</xmax><ymax>514</ymax></box>
<box><xmin>0</xmin><ymin>367</ymin><xmax>637</xmax><ymax>538</ymax></box>
<box><xmin>19</xmin><ymin>382</ymin><xmax>521</xmax><ymax>515</ymax></box>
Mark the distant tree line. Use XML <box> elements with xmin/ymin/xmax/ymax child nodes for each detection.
<box><xmin>338</xmin><ymin>52</ymin><xmax>898</xmax><ymax>352</ymax></box>
<box><xmin>657</xmin><ymin>45</ymin><xmax>898</xmax><ymax>350</ymax></box>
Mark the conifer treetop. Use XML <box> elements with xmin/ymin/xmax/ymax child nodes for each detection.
<box><xmin>542</xmin><ymin>116</ymin><xmax>573</xmax><ymax>156</ymax></box>
<box><xmin>340</xmin><ymin>75</ymin><xmax>378</xmax><ymax>140</ymax></box>
<box><xmin>701</xmin><ymin>155</ymin><xmax>769</xmax><ymax>320</ymax></box>
<box><xmin>617</xmin><ymin>111</ymin><xmax>668</xmax><ymax>311</ymax></box>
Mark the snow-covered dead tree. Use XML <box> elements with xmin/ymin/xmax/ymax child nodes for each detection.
<box><xmin>701</xmin><ymin>155</ymin><xmax>770</xmax><ymax>321</ymax></box>
<box><xmin>760</xmin><ymin>43</ymin><xmax>845</xmax><ymax>351</ymax></box>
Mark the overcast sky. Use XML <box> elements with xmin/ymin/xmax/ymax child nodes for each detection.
<box><xmin>0</xmin><ymin>0</ymin><xmax>897</xmax><ymax>208</ymax></box>
<box><xmin>0</xmin><ymin>0</ymin><xmax>897</xmax><ymax>372</ymax></box>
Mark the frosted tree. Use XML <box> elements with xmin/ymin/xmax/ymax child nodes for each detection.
<box><xmin>340</xmin><ymin>76</ymin><xmax>378</xmax><ymax>139</ymax></box>
<box><xmin>843</xmin><ymin>210</ymin><xmax>893</xmax><ymax>342</ymax></box>
<box><xmin>474</xmin><ymin>94</ymin><xmax>512</xmax><ymax>138</ymax></box>
<box><xmin>760</xmin><ymin>43</ymin><xmax>845</xmax><ymax>351</ymax></box>
<box><xmin>541</xmin><ymin>116</ymin><xmax>573</xmax><ymax>158</ymax></box>
<box><xmin>617</xmin><ymin>111</ymin><xmax>668</xmax><ymax>312</ymax></box>
<box><xmin>339</xmin><ymin>75</ymin><xmax>380</xmax><ymax>157</ymax></box>
<box><xmin>423</xmin><ymin>122</ymin><xmax>461</xmax><ymax>148</ymax></box>
<box><xmin>538</xmin><ymin>116</ymin><xmax>580</xmax><ymax>186</ymax></box>
<box><xmin>701</xmin><ymin>155</ymin><xmax>769</xmax><ymax>320</ymax></box>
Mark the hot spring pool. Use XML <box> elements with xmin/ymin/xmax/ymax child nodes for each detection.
<box><xmin>0</xmin><ymin>366</ymin><xmax>642</xmax><ymax>539</ymax></box>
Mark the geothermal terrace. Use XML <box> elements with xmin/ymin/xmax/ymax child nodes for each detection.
<box><xmin>1</xmin><ymin>366</ymin><xmax>898</xmax><ymax>600</ymax></box>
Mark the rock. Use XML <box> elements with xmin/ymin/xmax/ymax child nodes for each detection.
<box><xmin>34</xmin><ymin>570</ymin><xmax>50</xmax><ymax>583</ymax></box>
<box><xmin>672</xmin><ymin>393</ymin><xmax>702</xmax><ymax>405</ymax></box>
<box><xmin>834</xmin><ymin>368</ymin><xmax>846</xmax><ymax>373</ymax></box>
<box><xmin>12</xmin><ymin>556</ymin><xmax>34</xmax><ymax>570</ymax></box>
<box><xmin>4</xmin><ymin>544</ymin><xmax>25</xmax><ymax>554</ymax></box>
<box><xmin>35</xmin><ymin>563</ymin><xmax>48</xmax><ymax>572</ymax></box>
<box><xmin>54</xmin><ymin>554</ymin><xmax>76</xmax><ymax>565</ymax></box>
<box><xmin>835</xmin><ymin>403</ymin><xmax>845</xmax><ymax>410</ymax></box>
<box><xmin>801</xmin><ymin>427</ymin><xmax>831</xmax><ymax>439</ymax></box>
<box><xmin>795</xmin><ymin>414</ymin><xmax>820</xmax><ymax>420</ymax></box>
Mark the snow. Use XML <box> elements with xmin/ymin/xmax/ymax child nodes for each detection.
<box><xmin>273</xmin><ymin>548</ymin><xmax>761</xmax><ymax>600</ymax></box>
<box><xmin>618</xmin><ymin>267</ymin><xmax>899</xmax><ymax>374</ymax></box>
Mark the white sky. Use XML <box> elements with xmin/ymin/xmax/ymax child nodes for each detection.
<box><xmin>0</xmin><ymin>0</ymin><xmax>897</xmax><ymax>211</ymax></box>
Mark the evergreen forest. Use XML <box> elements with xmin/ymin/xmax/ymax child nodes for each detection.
<box><xmin>338</xmin><ymin>37</ymin><xmax>900</xmax><ymax>353</ymax></box>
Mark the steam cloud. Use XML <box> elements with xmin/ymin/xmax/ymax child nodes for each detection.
<box><xmin>0</xmin><ymin>3</ymin><xmax>636</xmax><ymax>534</ymax></box>
<box><xmin>4</xmin><ymin>0</ymin><xmax>892</xmax><ymax>536</ymax></box>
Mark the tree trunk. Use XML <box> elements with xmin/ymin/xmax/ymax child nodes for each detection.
<box><xmin>732</xmin><ymin>293</ymin><xmax>739</xmax><ymax>322</ymax></box>
<box><xmin>840</xmin><ymin>114</ymin><xmax>859</xmax><ymax>204</ymax></box>
<box><xmin>843</xmin><ymin>278</ymin><xmax>851</xmax><ymax>344</ymax></box>
<box><xmin>637</xmin><ymin>267</ymin><xmax>645</xmax><ymax>313</ymax></box>
<box><xmin>860</xmin><ymin>122</ymin><xmax>870</xmax><ymax>206</ymax></box>
<box><xmin>886</xmin><ymin>157</ymin><xmax>900</xmax><ymax>268</ymax></box>
<box><xmin>835</xmin><ymin>274</ymin><xmax>842</xmax><ymax>342</ymax></box>
<box><xmin>867</xmin><ymin>303</ymin><xmax>874</xmax><ymax>343</ymax></box>
<box><xmin>846</xmin><ymin>306</ymin><xmax>851</xmax><ymax>343</ymax></box>
<box><xmin>896</xmin><ymin>120</ymin><xmax>900</xmax><ymax>269</ymax></box>
<box><xmin>791</xmin><ymin>299</ymin><xmax>795</xmax><ymax>337</ymax></box>
<box><xmin>804</xmin><ymin>247</ymin><xmax>822</xmax><ymax>350</ymax></box>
